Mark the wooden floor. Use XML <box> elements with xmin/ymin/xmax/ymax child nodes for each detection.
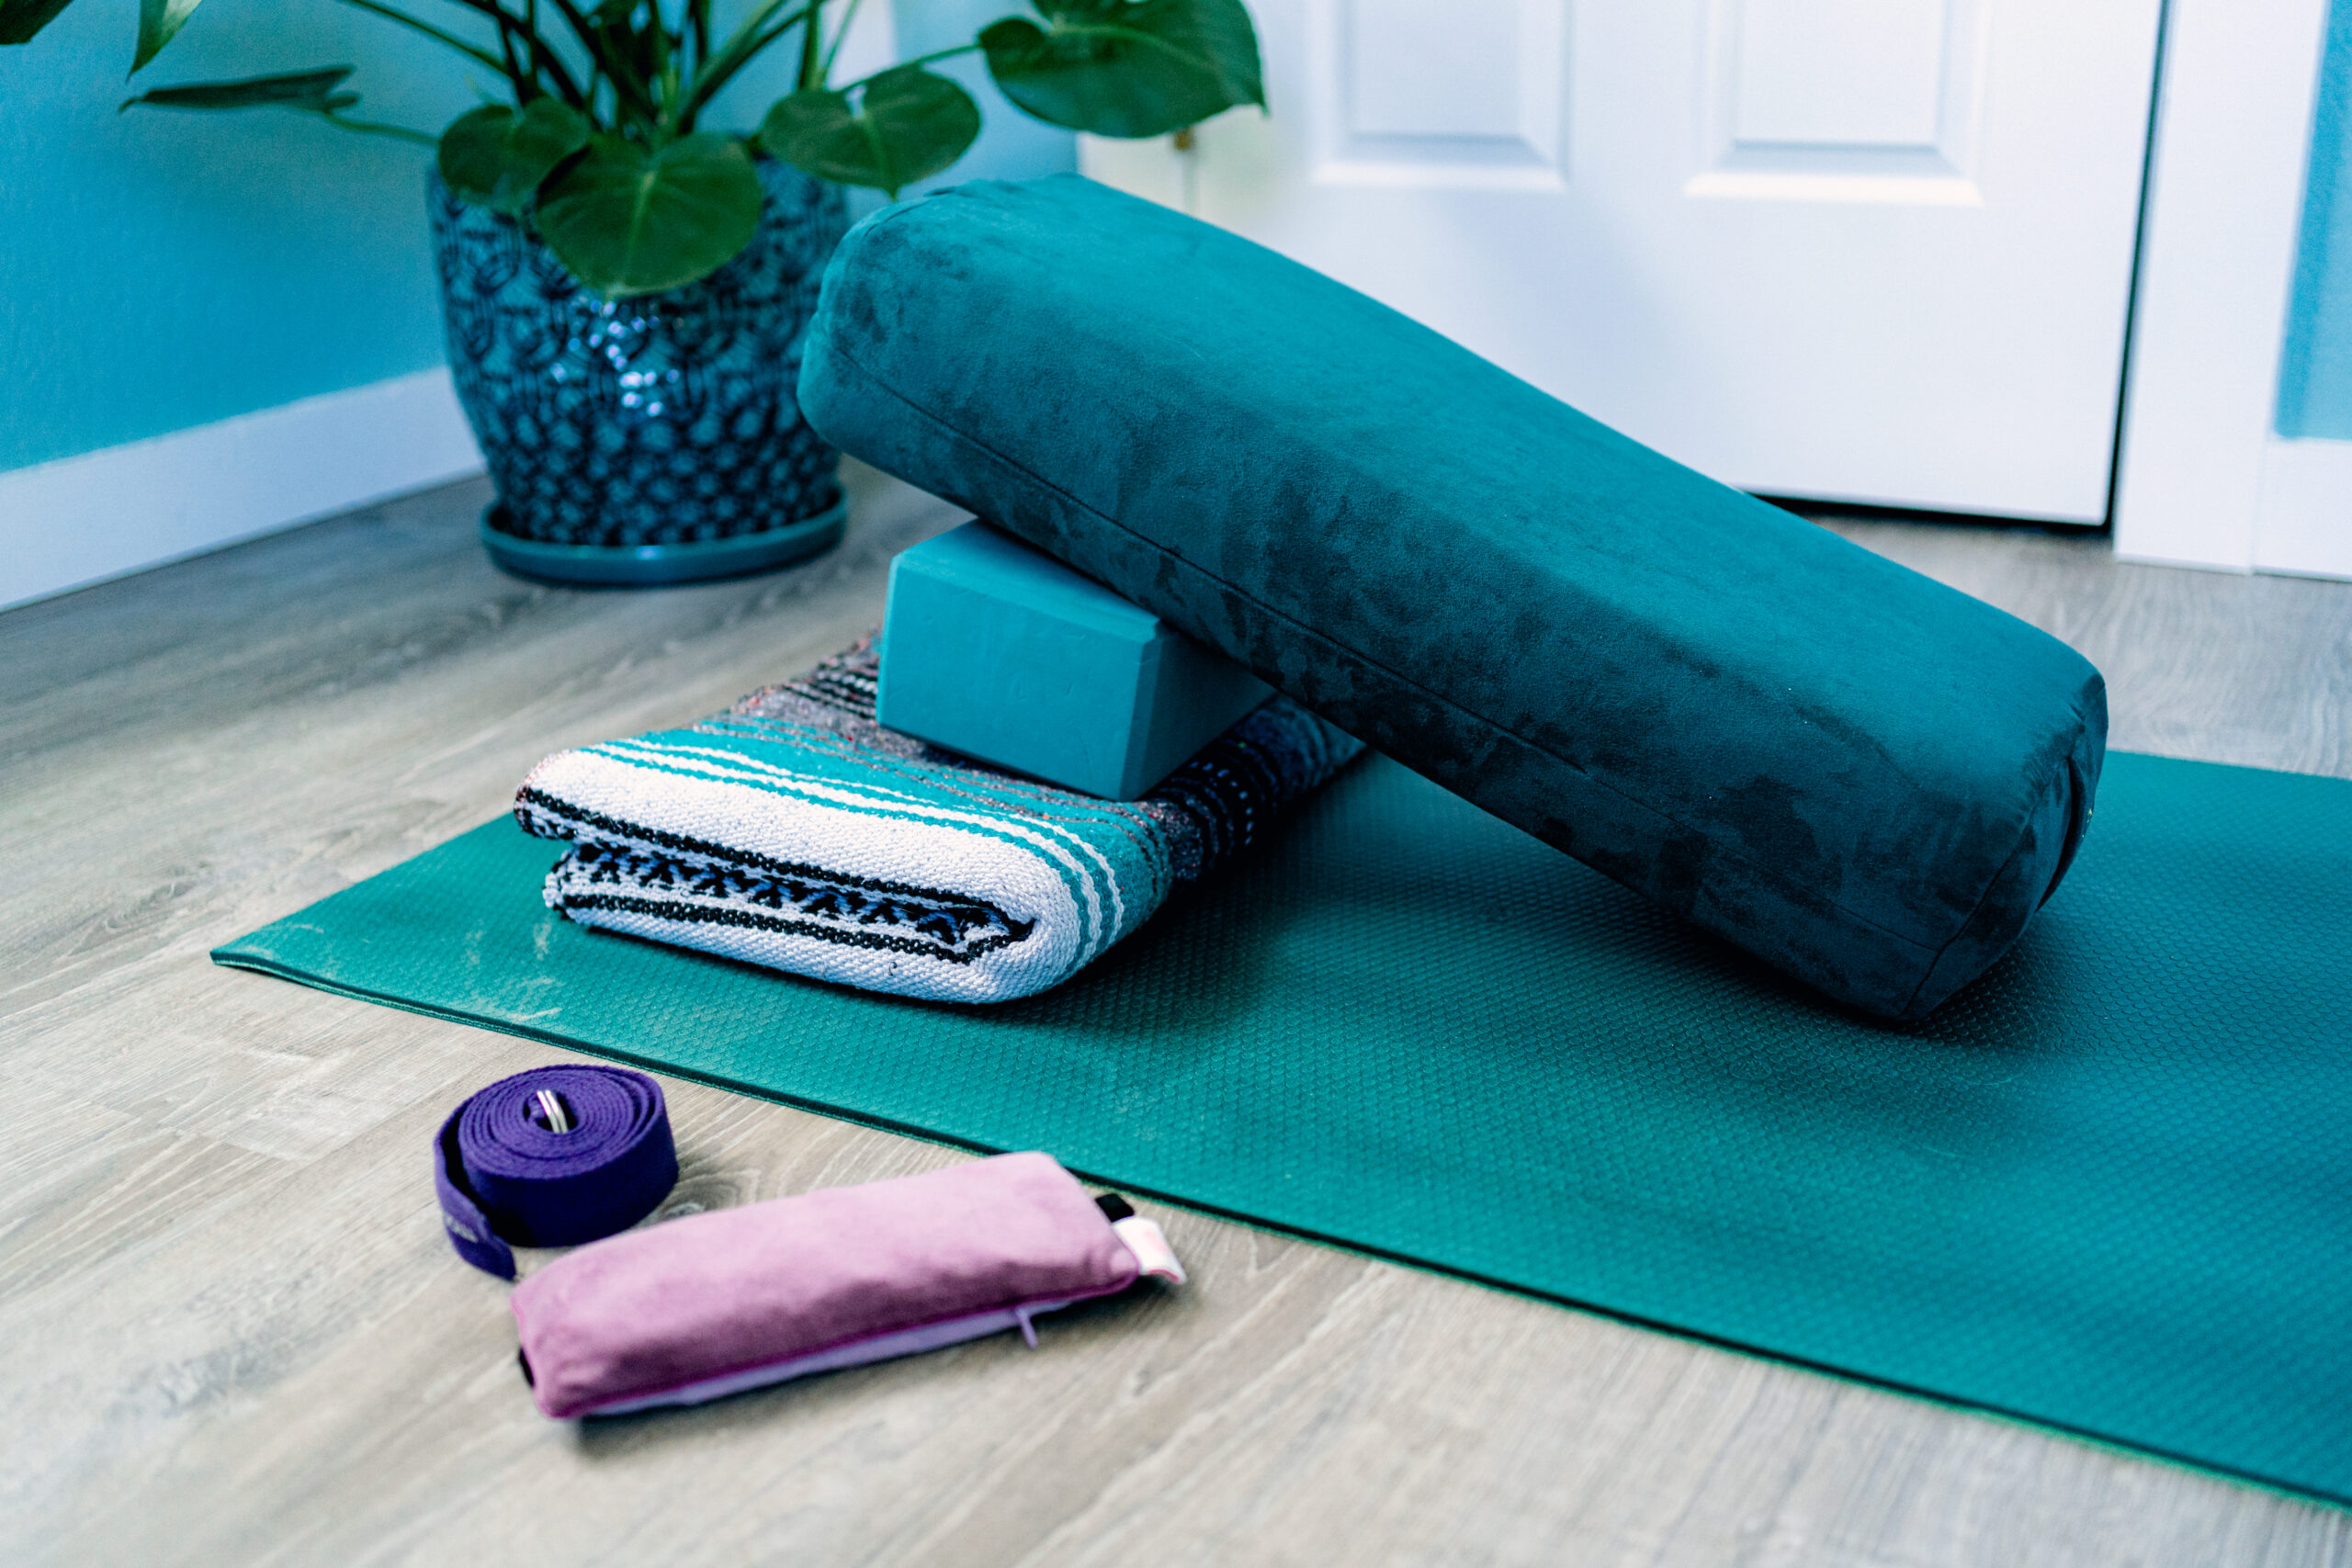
<box><xmin>5</xmin><ymin>464</ymin><xmax>2348</xmax><ymax>1567</ymax></box>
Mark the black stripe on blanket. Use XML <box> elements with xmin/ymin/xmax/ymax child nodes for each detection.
<box><xmin>519</xmin><ymin>788</ymin><xmax>1020</xmax><ymax>912</ymax></box>
<box><xmin>549</xmin><ymin>890</ymin><xmax>1037</xmax><ymax>965</ymax></box>
<box><xmin>521</xmin><ymin>791</ymin><xmax>1036</xmax><ymax>963</ymax></box>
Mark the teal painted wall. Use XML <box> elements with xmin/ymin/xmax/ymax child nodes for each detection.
<box><xmin>0</xmin><ymin>0</ymin><xmax>1073</xmax><ymax>475</ymax></box>
<box><xmin>0</xmin><ymin>0</ymin><xmax>470</xmax><ymax>472</ymax></box>
<box><xmin>2278</xmin><ymin>0</ymin><xmax>2352</xmax><ymax>440</ymax></box>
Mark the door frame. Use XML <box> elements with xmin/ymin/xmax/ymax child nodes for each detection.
<box><xmin>1091</xmin><ymin>1</ymin><xmax>2350</xmax><ymax>574</ymax></box>
<box><xmin>2114</xmin><ymin>0</ymin><xmax>2351</xmax><ymax>578</ymax></box>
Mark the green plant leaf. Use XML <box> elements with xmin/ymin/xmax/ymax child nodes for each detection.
<box><xmin>979</xmin><ymin>0</ymin><xmax>1263</xmax><ymax>139</ymax></box>
<box><xmin>439</xmin><ymin>101</ymin><xmax>592</xmax><ymax>216</ymax></box>
<box><xmin>535</xmin><ymin>132</ymin><xmax>763</xmax><ymax>298</ymax></box>
<box><xmin>758</xmin><ymin>65</ymin><xmax>979</xmax><ymax>196</ymax></box>
<box><xmin>132</xmin><ymin>0</ymin><xmax>204</xmax><ymax>71</ymax></box>
<box><xmin>0</xmin><ymin>0</ymin><xmax>78</xmax><ymax>47</ymax></box>
<box><xmin>121</xmin><ymin>65</ymin><xmax>357</xmax><ymax>113</ymax></box>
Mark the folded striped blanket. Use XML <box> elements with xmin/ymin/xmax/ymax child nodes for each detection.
<box><xmin>514</xmin><ymin>641</ymin><xmax>1363</xmax><ymax>1003</ymax></box>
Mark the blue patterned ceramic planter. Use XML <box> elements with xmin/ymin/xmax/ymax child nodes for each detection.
<box><xmin>430</xmin><ymin>158</ymin><xmax>849</xmax><ymax>584</ymax></box>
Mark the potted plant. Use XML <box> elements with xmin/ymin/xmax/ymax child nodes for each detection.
<box><xmin>1</xmin><ymin>0</ymin><xmax>1262</xmax><ymax>584</ymax></box>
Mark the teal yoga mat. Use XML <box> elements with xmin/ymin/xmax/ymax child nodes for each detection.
<box><xmin>216</xmin><ymin>752</ymin><xmax>2352</xmax><ymax>1503</ymax></box>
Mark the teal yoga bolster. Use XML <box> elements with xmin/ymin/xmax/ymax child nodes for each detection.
<box><xmin>798</xmin><ymin>175</ymin><xmax>2108</xmax><ymax>1021</ymax></box>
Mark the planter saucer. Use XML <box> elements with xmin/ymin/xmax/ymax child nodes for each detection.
<box><xmin>479</xmin><ymin>499</ymin><xmax>847</xmax><ymax>587</ymax></box>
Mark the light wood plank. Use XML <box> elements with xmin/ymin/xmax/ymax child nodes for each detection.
<box><xmin>3</xmin><ymin>477</ymin><xmax>2347</xmax><ymax>1566</ymax></box>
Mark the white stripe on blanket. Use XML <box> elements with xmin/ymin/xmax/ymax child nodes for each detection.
<box><xmin>590</xmin><ymin>736</ymin><xmax>1127</xmax><ymax>957</ymax></box>
<box><xmin>514</xmin><ymin>639</ymin><xmax>1363</xmax><ymax>1004</ymax></box>
<box><xmin>520</xmin><ymin>750</ymin><xmax>1093</xmax><ymax>998</ymax></box>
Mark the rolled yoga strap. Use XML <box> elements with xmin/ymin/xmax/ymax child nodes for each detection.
<box><xmin>434</xmin><ymin>1065</ymin><xmax>679</xmax><ymax>1279</ymax></box>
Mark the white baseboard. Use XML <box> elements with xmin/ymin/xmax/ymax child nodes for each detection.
<box><xmin>2255</xmin><ymin>438</ymin><xmax>2352</xmax><ymax>580</ymax></box>
<box><xmin>0</xmin><ymin>367</ymin><xmax>485</xmax><ymax>611</ymax></box>
<box><xmin>2128</xmin><ymin>435</ymin><xmax>2352</xmax><ymax>581</ymax></box>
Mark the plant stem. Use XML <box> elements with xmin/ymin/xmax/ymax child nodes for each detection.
<box><xmin>571</xmin><ymin>0</ymin><xmax>603</xmax><ymax>120</ymax></box>
<box><xmin>841</xmin><ymin>39</ymin><xmax>976</xmax><ymax>85</ymax></box>
<box><xmin>543</xmin><ymin>0</ymin><xmax>655</xmax><ymax>127</ymax></box>
<box><xmin>795</xmin><ymin>0</ymin><xmax>820</xmax><ymax>90</ymax></box>
<box><xmin>435</xmin><ymin>0</ymin><xmax>589</xmax><ymax>106</ymax></box>
<box><xmin>534</xmin><ymin>0</ymin><xmax>618</xmax><ymax>110</ymax></box>
<box><xmin>704</xmin><ymin>0</ymin><xmax>798</xmax><ymax>67</ymax></box>
<box><xmin>525</xmin><ymin>0</ymin><xmax>553</xmax><ymax>98</ymax></box>
<box><xmin>329</xmin><ymin>0</ymin><xmax>507</xmax><ymax>74</ymax></box>
<box><xmin>503</xmin><ymin>0</ymin><xmax>588</xmax><ymax>106</ymax></box>
<box><xmin>816</xmin><ymin>0</ymin><xmax>860</xmax><ymax>82</ymax></box>
<box><xmin>540</xmin><ymin>0</ymin><xmax>600</xmax><ymax>58</ymax></box>
<box><xmin>596</xmin><ymin>32</ymin><xmax>661</xmax><ymax>128</ymax></box>
<box><xmin>648</xmin><ymin>5</ymin><xmax>673</xmax><ymax>120</ymax></box>
<box><xmin>703</xmin><ymin>15</ymin><xmax>797</xmax><ymax>96</ymax></box>
<box><xmin>673</xmin><ymin>0</ymin><xmax>807</xmax><ymax>126</ymax></box>
<box><xmin>496</xmin><ymin>17</ymin><xmax>530</xmax><ymax>96</ymax></box>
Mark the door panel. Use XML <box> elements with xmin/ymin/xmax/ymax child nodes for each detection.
<box><xmin>1084</xmin><ymin>0</ymin><xmax>2162</xmax><ymax>521</ymax></box>
<box><xmin>1317</xmin><ymin>0</ymin><xmax>1567</xmax><ymax>186</ymax></box>
<box><xmin>1729</xmin><ymin>0</ymin><xmax>1951</xmax><ymax>150</ymax></box>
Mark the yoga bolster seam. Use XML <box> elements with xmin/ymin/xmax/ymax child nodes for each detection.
<box><xmin>802</xmin><ymin>331</ymin><xmax>2068</xmax><ymax>1004</ymax></box>
<box><xmin>1908</xmin><ymin>750</ymin><xmax>2086</xmax><ymax>1011</ymax></box>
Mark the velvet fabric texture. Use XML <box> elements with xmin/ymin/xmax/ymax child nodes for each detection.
<box><xmin>797</xmin><ymin>175</ymin><xmax>2109</xmax><ymax>1020</ymax></box>
<box><xmin>512</xmin><ymin>1152</ymin><xmax>1137</xmax><ymax>1418</ymax></box>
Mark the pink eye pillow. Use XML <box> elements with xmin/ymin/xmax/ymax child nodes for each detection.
<box><xmin>511</xmin><ymin>1151</ymin><xmax>1184</xmax><ymax>1418</ymax></box>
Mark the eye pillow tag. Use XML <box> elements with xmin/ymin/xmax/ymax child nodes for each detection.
<box><xmin>510</xmin><ymin>1151</ymin><xmax>1184</xmax><ymax>1419</ymax></box>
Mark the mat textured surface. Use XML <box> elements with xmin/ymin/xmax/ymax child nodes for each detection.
<box><xmin>215</xmin><ymin>751</ymin><xmax>2352</xmax><ymax>1504</ymax></box>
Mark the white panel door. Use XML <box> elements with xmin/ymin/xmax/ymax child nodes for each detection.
<box><xmin>1083</xmin><ymin>0</ymin><xmax>2164</xmax><ymax>522</ymax></box>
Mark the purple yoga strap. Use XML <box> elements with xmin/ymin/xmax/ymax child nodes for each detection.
<box><xmin>434</xmin><ymin>1065</ymin><xmax>678</xmax><ymax>1279</ymax></box>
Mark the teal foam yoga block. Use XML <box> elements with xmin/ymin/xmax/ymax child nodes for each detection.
<box><xmin>799</xmin><ymin>175</ymin><xmax>2107</xmax><ymax>1021</ymax></box>
<box><xmin>878</xmin><ymin>521</ymin><xmax>1272</xmax><ymax>799</ymax></box>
